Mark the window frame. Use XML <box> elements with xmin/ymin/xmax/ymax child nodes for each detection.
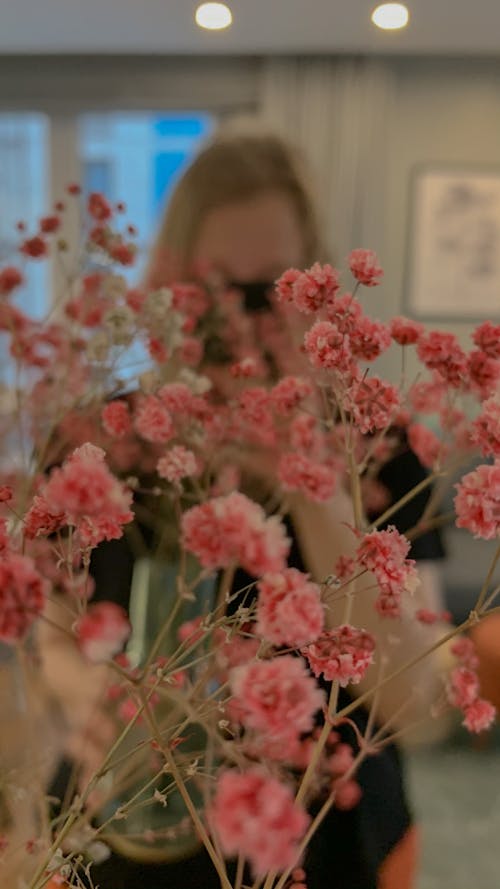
<box><xmin>0</xmin><ymin>55</ymin><xmax>260</xmax><ymax>310</ymax></box>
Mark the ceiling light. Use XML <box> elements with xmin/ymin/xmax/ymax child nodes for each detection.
<box><xmin>195</xmin><ymin>3</ymin><xmax>232</xmax><ymax>31</ymax></box>
<box><xmin>371</xmin><ymin>3</ymin><xmax>409</xmax><ymax>30</ymax></box>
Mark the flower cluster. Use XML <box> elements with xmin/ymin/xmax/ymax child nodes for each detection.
<box><xmin>181</xmin><ymin>491</ymin><xmax>290</xmax><ymax>575</ymax></box>
<box><xmin>355</xmin><ymin>526</ymin><xmax>419</xmax><ymax>617</ymax></box>
<box><xmin>0</xmin><ymin>551</ymin><xmax>48</xmax><ymax>643</ymax></box>
<box><xmin>2</xmin><ymin>190</ymin><xmax>500</xmax><ymax>887</ymax></box>
<box><xmin>24</xmin><ymin>443</ymin><xmax>134</xmax><ymax>549</ymax></box>
<box><xmin>302</xmin><ymin>624</ymin><xmax>375</xmax><ymax>686</ymax></box>
<box><xmin>447</xmin><ymin>639</ymin><xmax>496</xmax><ymax>733</ymax></box>
<box><xmin>209</xmin><ymin>768</ymin><xmax>309</xmax><ymax>876</ymax></box>
<box><xmin>256</xmin><ymin>568</ymin><xmax>324</xmax><ymax>647</ymax></box>
<box><xmin>454</xmin><ymin>462</ymin><xmax>500</xmax><ymax>540</ymax></box>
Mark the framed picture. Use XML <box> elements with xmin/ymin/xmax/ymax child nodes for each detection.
<box><xmin>406</xmin><ymin>166</ymin><xmax>500</xmax><ymax>320</ymax></box>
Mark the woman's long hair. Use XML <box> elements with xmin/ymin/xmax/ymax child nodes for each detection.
<box><xmin>146</xmin><ymin>129</ymin><xmax>325</xmax><ymax>286</ymax></box>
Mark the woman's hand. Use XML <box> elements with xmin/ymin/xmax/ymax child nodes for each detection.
<box><xmin>290</xmin><ymin>487</ymin><xmax>454</xmax><ymax>744</ymax></box>
<box><xmin>37</xmin><ymin>595</ymin><xmax>117</xmax><ymax>789</ymax></box>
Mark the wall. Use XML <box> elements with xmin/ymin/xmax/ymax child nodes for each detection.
<box><xmin>361</xmin><ymin>56</ymin><xmax>500</xmax><ymax>376</ymax></box>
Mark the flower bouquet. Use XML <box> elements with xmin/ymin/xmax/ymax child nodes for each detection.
<box><xmin>0</xmin><ymin>188</ymin><xmax>499</xmax><ymax>889</ymax></box>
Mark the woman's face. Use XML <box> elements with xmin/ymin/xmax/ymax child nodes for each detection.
<box><xmin>192</xmin><ymin>190</ymin><xmax>306</xmax><ymax>283</ymax></box>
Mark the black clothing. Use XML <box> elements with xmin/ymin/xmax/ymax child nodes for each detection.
<box><xmin>373</xmin><ymin>445</ymin><xmax>445</xmax><ymax>562</ymax></box>
<box><xmin>61</xmin><ymin>441</ymin><xmax>442</xmax><ymax>888</ymax></box>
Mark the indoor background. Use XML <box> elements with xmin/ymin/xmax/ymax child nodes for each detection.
<box><xmin>1</xmin><ymin>3</ymin><xmax>500</xmax><ymax>886</ymax></box>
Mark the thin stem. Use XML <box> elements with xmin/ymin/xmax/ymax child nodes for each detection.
<box><xmin>140</xmin><ymin>693</ymin><xmax>232</xmax><ymax>889</ymax></box>
<box><xmin>370</xmin><ymin>472</ymin><xmax>442</xmax><ymax>530</ymax></box>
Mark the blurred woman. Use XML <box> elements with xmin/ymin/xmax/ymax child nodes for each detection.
<box><xmin>44</xmin><ymin>129</ymin><xmax>451</xmax><ymax>889</ymax></box>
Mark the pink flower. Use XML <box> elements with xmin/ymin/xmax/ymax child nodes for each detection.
<box><xmin>101</xmin><ymin>400</ymin><xmax>132</xmax><ymax>439</ymax></box>
<box><xmin>302</xmin><ymin>624</ymin><xmax>375</xmax><ymax>685</ymax></box>
<box><xmin>76</xmin><ymin>513</ymin><xmax>134</xmax><ymax>548</ymax></box>
<box><xmin>278</xmin><ymin>453</ymin><xmax>337</xmax><ymax>502</ymax></box>
<box><xmin>334</xmin><ymin>555</ymin><xmax>356</xmax><ymax>581</ymax></box>
<box><xmin>408</xmin><ymin>375</ymin><xmax>446</xmax><ymax>414</ymax></box>
<box><xmin>290</xmin><ymin>263</ymin><xmax>340</xmax><ymax>314</ymax></box>
<box><xmin>20</xmin><ymin>235</ymin><xmax>48</xmax><ymax>259</ymax></box>
<box><xmin>39</xmin><ymin>215</ymin><xmax>60</xmax><ymax>234</ymax></box>
<box><xmin>0</xmin><ymin>552</ymin><xmax>48</xmax><ymax>643</ymax></box>
<box><xmin>417</xmin><ymin>331</ymin><xmax>468</xmax><ymax>388</ymax></box>
<box><xmin>349</xmin><ymin>316</ymin><xmax>391</xmax><ymax>362</ymax></box>
<box><xmin>361</xmin><ymin>477</ymin><xmax>390</xmax><ymax>515</ymax></box>
<box><xmin>304</xmin><ymin>320</ymin><xmax>353</xmax><ymax>376</ymax></box>
<box><xmin>177</xmin><ymin>616</ymin><xmax>204</xmax><ymax>645</ymax></box>
<box><xmin>87</xmin><ymin>192</ymin><xmax>112</xmax><ymax>222</ymax></box>
<box><xmin>256</xmin><ymin>568</ymin><xmax>324</xmax><ymax>647</ymax></box>
<box><xmin>118</xmin><ymin>696</ymin><xmax>141</xmax><ymax>723</ymax></box>
<box><xmin>109</xmin><ymin>240</ymin><xmax>136</xmax><ymax>266</ymax></box>
<box><xmin>472</xmin><ymin>321</ymin><xmax>500</xmax><ymax>359</ymax></box>
<box><xmin>0</xmin><ymin>517</ymin><xmax>8</xmax><ymax>552</ymax></box>
<box><xmin>209</xmin><ymin>768</ymin><xmax>309</xmax><ymax>876</ymax></box>
<box><xmin>181</xmin><ymin>500</ymin><xmax>232</xmax><ymax>569</ymax></box>
<box><xmin>172</xmin><ymin>282</ymin><xmax>210</xmax><ymax>320</ymax></box>
<box><xmin>230</xmin><ymin>655</ymin><xmax>325</xmax><ymax>742</ymax></box>
<box><xmin>374</xmin><ymin>592</ymin><xmax>402</xmax><ymax>618</ymax></box>
<box><xmin>158</xmin><ymin>382</ymin><xmax>196</xmax><ymax>414</ymax></box>
<box><xmin>180</xmin><ymin>336</ymin><xmax>203</xmax><ymax>367</ymax></box>
<box><xmin>346</xmin><ymin>377</ymin><xmax>400</xmax><ymax>434</ymax></box>
<box><xmin>0</xmin><ymin>266</ymin><xmax>23</xmax><ymax>296</ymax></box>
<box><xmin>470</xmin><ymin>398</ymin><xmax>500</xmax><ymax>458</ymax></box>
<box><xmin>214</xmin><ymin>629</ymin><xmax>260</xmax><ymax>675</ymax></box>
<box><xmin>290</xmin><ymin>414</ymin><xmax>323</xmax><ymax>455</ymax></box>
<box><xmin>230</xmin><ymin>356</ymin><xmax>261</xmax><ymax>378</ymax></box>
<box><xmin>407</xmin><ymin>423</ymin><xmax>447</xmax><ymax>469</ymax></box>
<box><xmin>75</xmin><ymin>601</ymin><xmax>130</xmax><ymax>662</ymax></box>
<box><xmin>275</xmin><ymin>268</ymin><xmax>303</xmax><ymax>304</ymax></box>
<box><xmin>134</xmin><ymin>395</ymin><xmax>174</xmax><ymax>444</ymax></box>
<box><xmin>348</xmin><ymin>249</ymin><xmax>383</xmax><ymax>287</ymax></box>
<box><xmin>327</xmin><ymin>741</ymin><xmax>354</xmax><ymax>776</ymax></box>
<box><xmin>451</xmin><ymin>637</ymin><xmax>479</xmax><ymax>670</ymax></box>
<box><xmin>126</xmin><ymin>287</ymin><xmax>147</xmax><ymax>313</ymax></box>
<box><xmin>356</xmin><ymin>526</ymin><xmax>418</xmax><ymax>604</ymax></box>
<box><xmin>326</xmin><ymin>292</ymin><xmax>363</xmax><ymax>333</ymax></box>
<box><xmin>389</xmin><ymin>316</ymin><xmax>424</xmax><ymax>346</ymax></box>
<box><xmin>23</xmin><ymin>495</ymin><xmax>66</xmax><ymax>539</ymax></box>
<box><xmin>447</xmin><ymin>666</ymin><xmax>480</xmax><ymax>708</ymax></box>
<box><xmin>157</xmin><ymin>445</ymin><xmax>198</xmax><ymax>484</ymax></box>
<box><xmin>416</xmin><ymin>608</ymin><xmax>449</xmax><ymax>625</ymax></box>
<box><xmin>181</xmin><ymin>492</ymin><xmax>289</xmax><ymax>576</ymax></box>
<box><xmin>333</xmin><ymin>778</ymin><xmax>362</xmax><ymax>811</ymax></box>
<box><xmin>237</xmin><ymin>387</ymin><xmax>275</xmax><ymax>440</ymax></box>
<box><xmin>40</xmin><ymin>444</ymin><xmax>133</xmax><ymax>547</ymax></box>
<box><xmin>462</xmin><ymin>698</ymin><xmax>496</xmax><ymax>733</ymax></box>
<box><xmin>271</xmin><ymin>376</ymin><xmax>313</xmax><ymax>416</ymax></box>
<box><xmin>454</xmin><ymin>462</ymin><xmax>500</xmax><ymax>539</ymax></box>
<box><xmin>467</xmin><ymin>349</ymin><xmax>500</xmax><ymax>400</ymax></box>
<box><xmin>44</xmin><ymin>444</ymin><xmax>131</xmax><ymax>518</ymax></box>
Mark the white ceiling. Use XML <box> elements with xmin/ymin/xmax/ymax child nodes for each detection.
<box><xmin>2</xmin><ymin>0</ymin><xmax>500</xmax><ymax>55</ymax></box>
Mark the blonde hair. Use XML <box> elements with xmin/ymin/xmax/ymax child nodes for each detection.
<box><xmin>147</xmin><ymin>130</ymin><xmax>324</xmax><ymax>286</ymax></box>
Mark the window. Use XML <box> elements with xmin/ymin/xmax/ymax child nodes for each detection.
<box><xmin>78</xmin><ymin>111</ymin><xmax>214</xmax><ymax>380</ymax></box>
<box><xmin>79</xmin><ymin>111</ymin><xmax>214</xmax><ymax>279</ymax></box>
<box><xmin>0</xmin><ymin>113</ymin><xmax>49</xmax><ymax>319</ymax></box>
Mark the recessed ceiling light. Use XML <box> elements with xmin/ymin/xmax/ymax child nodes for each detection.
<box><xmin>371</xmin><ymin>3</ymin><xmax>409</xmax><ymax>30</ymax></box>
<box><xmin>195</xmin><ymin>2</ymin><xmax>233</xmax><ymax>31</ymax></box>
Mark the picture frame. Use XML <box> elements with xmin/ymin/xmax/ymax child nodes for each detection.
<box><xmin>406</xmin><ymin>165</ymin><xmax>500</xmax><ymax>320</ymax></box>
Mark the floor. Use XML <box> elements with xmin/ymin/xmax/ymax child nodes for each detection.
<box><xmin>408</xmin><ymin>728</ymin><xmax>500</xmax><ymax>889</ymax></box>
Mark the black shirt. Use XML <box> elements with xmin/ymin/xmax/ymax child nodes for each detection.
<box><xmin>64</xmin><ymin>444</ymin><xmax>443</xmax><ymax>889</ymax></box>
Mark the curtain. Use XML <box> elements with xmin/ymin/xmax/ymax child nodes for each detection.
<box><xmin>258</xmin><ymin>57</ymin><xmax>395</xmax><ymax>264</ymax></box>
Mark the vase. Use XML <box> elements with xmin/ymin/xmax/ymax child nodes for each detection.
<box><xmin>98</xmin><ymin>556</ymin><xmax>216</xmax><ymax>863</ymax></box>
